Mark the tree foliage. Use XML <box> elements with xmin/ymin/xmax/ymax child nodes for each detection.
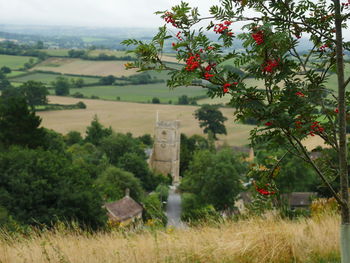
<box><xmin>194</xmin><ymin>104</ymin><xmax>227</xmax><ymax>140</ymax></box>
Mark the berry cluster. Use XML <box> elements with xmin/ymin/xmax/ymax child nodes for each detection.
<box><xmin>223</xmin><ymin>83</ymin><xmax>231</xmax><ymax>93</ymax></box>
<box><xmin>204</xmin><ymin>64</ymin><xmax>216</xmax><ymax>80</ymax></box>
<box><xmin>222</xmin><ymin>82</ymin><xmax>238</xmax><ymax>93</ymax></box>
<box><xmin>295</xmin><ymin>91</ymin><xmax>305</xmax><ymax>97</ymax></box>
<box><xmin>214</xmin><ymin>21</ymin><xmax>233</xmax><ymax>36</ymax></box>
<box><xmin>320</xmin><ymin>44</ymin><xmax>329</xmax><ymax>52</ymax></box>
<box><xmin>342</xmin><ymin>0</ymin><xmax>350</xmax><ymax>7</ymax></box>
<box><xmin>309</xmin><ymin>121</ymin><xmax>324</xmax><ymax>136</ymax></box>
<box><xmin>252</xmin><ymin>31</ymin><xmax>264</xmax><ymax>45</ymax></box>
<box><xmin>262</xmin><ymin>59</ymin><xmax>279</xmax><ymax>73</ymax></box>
<box><xmin>185</xmin><ymin>54</ymin><xmax>200</xmax><ymax>72</ymax></box>
<box><xmin>176</xmin><ymin>31</ymin><xmax>183</xmax><ymax>41</ymax></box>
<box><xmin>164</xmin><ymin>12</ymin><xmax>178</xmax><ymax>27</ymax></box>
<box><xmin>255</xmin><ymin>184</ymin><xmax>276</xmax><ymax>196</ymax></box>
<box><xmin>295</xmin><ymin>120</ymin><xmax>303</xmax><ymax>129</ymax></box>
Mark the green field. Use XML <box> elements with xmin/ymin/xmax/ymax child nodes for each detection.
<box><xmin>11</xmin><ymin>72</ymin><xmax>100</xmax><ymax>84</ymax></box>
<box><xmin>43</xmin><ymin>49</ymin><xmax>70</xmax><ymax>57</ymax></box>
<box><xmin>6</xmin><ymin>70</ymin><xmax>28</xmax><ymax>78</ymax></box>
<box><xmin>0</xmin><ymin>55</ymin><xmax>37</xmax><ymax>69</ymax></box>
<box><xmin>87</xmin><ymin>49</ymin><xmax>135</xmax><ymax>58</ymax></box>
<box><xmin>53</xmin><ymin>83</ymin><xmax>208</xmax><ymax>103</ymax></box>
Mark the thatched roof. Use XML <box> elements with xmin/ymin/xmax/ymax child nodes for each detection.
<box><xmin>104</xmin><ymin>196</ymin><xmax>143</xmax><ymax>222</ymax></box>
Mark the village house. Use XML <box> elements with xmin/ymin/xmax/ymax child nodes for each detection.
<box><xmin>104</xmin><ymin>189</ymin><xmax>143</xmax><ymax>225</ymax></box>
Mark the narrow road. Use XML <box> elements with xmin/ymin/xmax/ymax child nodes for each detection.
<box><xmin>166</xmin><ymin>186</ymin><xmax>186</xmax><ymax>228</ymax></box>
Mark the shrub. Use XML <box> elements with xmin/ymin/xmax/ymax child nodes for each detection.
<box><xmin>152</xmin><ymin>97</ymin><xmax>160</xmax><ymax>104</ymax></box>
<box><xmin>76</xmin><ymin>101</ymin><xmax>87</xmax><ymax>109</ymax></box>
<box><xmin>72</xmin><ymin>92</ymin><xmax>84</xmax><ymax>98</ymax></box>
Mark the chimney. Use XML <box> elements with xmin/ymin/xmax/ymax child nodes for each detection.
<box><xmin>125</xmin><ymin>188</ymin><xmax>130</xmax><ymax>197</ymax></box>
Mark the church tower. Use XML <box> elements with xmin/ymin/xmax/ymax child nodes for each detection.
<box><xmin>150</xmin><ymin>119</ymin><xmax>180</xmax><ymax>184</ymax></box>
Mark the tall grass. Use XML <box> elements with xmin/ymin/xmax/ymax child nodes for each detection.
<box><xmin>0</xmin><ymin>214</ymin><xmax>340</xmax><ymax>263</ymax></box>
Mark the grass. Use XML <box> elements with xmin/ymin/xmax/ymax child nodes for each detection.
<box><xmin>5</xmin><ymin>70</ymin><xmax>27</xmax><ymax>78</ymax></box>
<box><xmin>32</xmin><ymin>57</ymin><xmax>139</xmax><ymax>77</ymax></box>
<box><xmin>0</xmin><ymin>54</ymin><xmax>36</xmax><ymax>69</ymax></box>
<box><xmin>63</xmin><ymin>83</ymin><xmax>207</xmax><ymax>103</ymax></box>
<box><xmin>11</xmin><ymin>72</ymin><xmax>100</xmax><ymax>84</ymax></box>
<box><xmin>43</xmin><ymin>49</ymin><xmax>70</xmax><ymax>57</ymax></box>
<box><xmin>87</xmin><ymin>49</ymin><xmax>136</xmax><ymax>58</ymax></box>
<box><xmin>0</xmin><ymin>214</ymin><xmax>340</xmax><ymax>263</ymax></box>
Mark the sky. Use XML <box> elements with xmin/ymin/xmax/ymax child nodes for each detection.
<box><xmin>0</xmin><ymin>0</ymin><xmax>219</xmax><ymax>28</ymax></box>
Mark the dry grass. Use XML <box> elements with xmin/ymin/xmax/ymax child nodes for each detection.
<box><xmin>0</xmin><ymin>215</ymin><xmax>340</xmax><ymax>263</ymax></box>
<box><xmin>32</xmin><ymin>58</ymin><xmax>138</xmax><ymax>77</ymax></box>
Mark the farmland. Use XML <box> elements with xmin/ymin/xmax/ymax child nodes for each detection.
<box><xmin>38</xmin><ymin>96</ymin><xmax>326</xmax><ymax>150</ymax></box>
<box><xmin>32</xmin><ymin>57</ymin><xmax>139</xmax><ymax>76</ymax></box>
<box><xmin>66</xmin><ymin>84</ymin><xmax>207</xmax><ymax>103</ymax></box>
<box><xmin>39</xmin><ymin>96</ymin><xmax>251</xmax><ymax>146</ymax></box>
<box><xmin>42</xmin><ymin>49</ymin><xmax>70</xmax><ymax>57</ymax></box>
<box><xmin>10</xmin><ymin>72</ymin><xmax>100</xmax><ymax>84</ymax></box>
<box><xmin>0</xmin><ymin>54</ymin><xmax>36</xmax><ymax>69</ymax></box>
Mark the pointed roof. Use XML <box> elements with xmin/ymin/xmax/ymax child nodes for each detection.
<box><xmin>104</xmin><ymin>196</ymin><xmax>143</xmax><ymax>221</ymax></box>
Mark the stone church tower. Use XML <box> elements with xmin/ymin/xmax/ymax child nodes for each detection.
<box><xmin>150</xmin><ymin>119</ymin><xmax>180</xmax><ymax>184</ymax></box>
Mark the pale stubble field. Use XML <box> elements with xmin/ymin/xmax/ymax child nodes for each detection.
<box><xmin>38</xmin><ymin>96</ymin><xmax>326</xmax><ymax>149</ymax></box>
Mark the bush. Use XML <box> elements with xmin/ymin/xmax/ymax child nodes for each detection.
<box><xmin>143</xmin><ymin>193</ymin><xmax>167</xmax><ymax>226</ymax></box>
<box><xmin>178</xmin><ymin>95</ymin><xmax>189</xmax><ymax>105</ymax></box>
<box><xmin>181</xmin><ymin>193</ymin><xmax>220</xmax><ymax>223</ymax></box>
<box><xmin>72</xmin><ymin>92</ymin><xmax>85</xmax><ymax>98</ymax></box>
<box><xmin>90</xmin><ymin>95</ymin><xmax>100</xmax><ymax>99</ymax></box>
<box><xmin>76</xmin><ymin>101</ymin><xmax>87</xmax><ymax>109</ymax></box>
<box><xmin>155</xmin><ymin>184</ymin><xmax>169</xmax><ymax>205</ymax></box>
<box><xmin>152</xmin><ymin>97</ymin><xmax>160</xmax><ymax>104</ymax></box>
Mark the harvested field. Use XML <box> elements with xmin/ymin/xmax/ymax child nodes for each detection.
<box><xmin>38</xmin><ymin>96</ymin><xmax>326</xmax><ymax>149</ymax></box>
<box><xmin>39</xmin><ymin>96</ymin><xmax>251</xmax><ymax>146</ymax></box>
<box><xmin>32</xmin><ymin>58</ymin><xmax>138</xmax><ymax>77</ymax></box>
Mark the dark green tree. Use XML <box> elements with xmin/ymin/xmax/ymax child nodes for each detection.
<box><xmin>99</xmin><ymin>132</ymin><xmax>145</xmax><ymax>166</ymax></box>
<box><xmin>178</xmin><ymin>95</ymin><xmax>189</xmax><ymax>105</ymax></box>
<box><xmin>64</xmin><ymin>131</ymin><xmax>83</xmax><ymax>146</ymax></box>
<box><xmin>194</xmin><ymin>104</ymin><xmax>227</xmax><ymax>140</ymax></box>
<box><xmin>118</xmin><ymin>152</ymin><xmax>154</xmax><ymax>190</ymax></box>
<box><xmin>0</xmin><ymin>147</ymin><xmax>106</xmax><ymax>228</ymax></box>
<box><xmin>53</xmin><ymin>76</ymin><xmax>71</xmax><ymax>96</ymax></box>
<box><xmin>95</xmin><ymin>166</ymin><xmax>144</xmax><ymax>202</ymax></box>
<box><xmin>20</xmin><ymin>81</ymin><xmax>48</xmax><ymax>110</ymax></box>
<box><xmin>0</xmin><ymin>94</ymin><xmax>45</xmax><ymax>148</ymax></box>
<box><xmin>99</xmin><ymin>75</ymin><xmax>116</xmax><ymax>85</ymax></box>
<box><xmin>85</xmin><ymin>115</ymin><xmax>112</xmax><ymax>146</ymax></box>
<box><xmin>180</xmin><ymin>148</ymin><xmax>245</xmax><ymax>210</ymax></box>
<box><xmin>0</xmin><ymin>66</ymin><xmax>11</xmax><ymax>74</ymax></box>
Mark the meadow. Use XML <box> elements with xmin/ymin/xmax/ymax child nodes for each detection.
<box><xmin>42</xmin><ymin>49</ymin><xmax>70</xmax><ymax>57</ymax></box>
<box><xmin>0</xmin><ymin>54</ymin><xmax>36</xmax><ymax>69</ymax></box>
<box><xmin>31</xmin><ymin>57</ymin><xmax>139</xmax><ymax>77</ymax></box>
<box><xmin>10</xmin><ymin>72</ymin><xmax>100</xmax><ymax>84</ymax></box>
<box><xmin>65</xmin><ymin>84</ymin><xmax>207</xmax><ymax>103</ymax></box>
<box><xmin>0</xmin><ymin>214</ymin><xmax>340</xmax><ymax>263</ymax></box>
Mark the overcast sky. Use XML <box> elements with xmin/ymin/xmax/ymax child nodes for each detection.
<box><xmin>0</xmin><ymin>0</ymin><xmax>219</xmax><ymax>28</ymax></box>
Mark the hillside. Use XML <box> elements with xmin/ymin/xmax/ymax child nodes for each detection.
<box><xmin>0</xmin><ymin>214</ymin><xmax>339</xmax><ymax>263</ymax></box>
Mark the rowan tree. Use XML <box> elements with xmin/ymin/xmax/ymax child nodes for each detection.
<box><xmin>123</xmin><ymin>0</ymin><xmax>350</xmax><ymax>260</ymax></box>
